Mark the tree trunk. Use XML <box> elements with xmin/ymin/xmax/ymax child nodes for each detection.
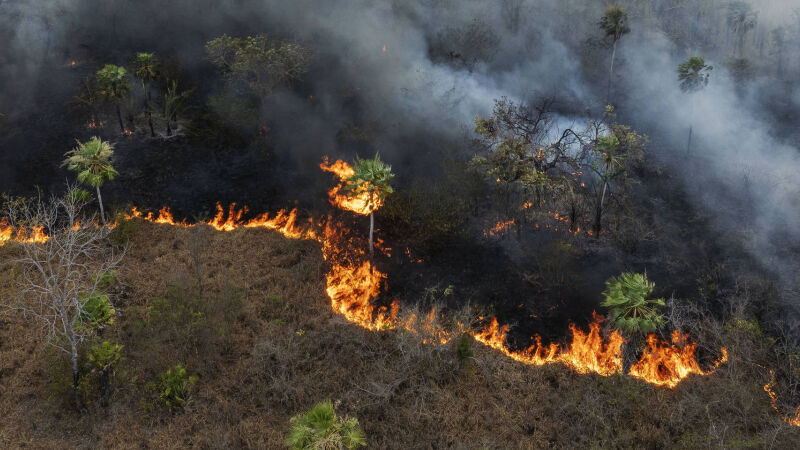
<box><xmin>96</xmin><ymin>185</ymin><xmax>106</xmax><ymax>225</ymax></box>
<box><xmin>686</xmin><ymin>98</ymin><xmax>695</xmax><ymax>155</ymax></box>
<box><xmin>606</xmin><ymin>40</ymin><xmax>618</xmax><ymax>105</ymax></box>
<box><xmin>593</xmin><ymin>181</ymin><xmax>608</xmax><ymax>238</ymax></box>
<box><xmin>116</xmin><ymin>105</ymin><xmax>125</xmax><ymax>133</ymax></box>
<box><xmin>166</xmin><ymin>120</ymin><xmax>173</xmax><ymax>136</ymax></box>
<box><xmin>369</xmin><ymin>212</ymin><xmax>374</xmax><ymax>259</ymax></box>
<box><xmin>686</xmin><ymin>125</ymin><xmax>693</xmax><ymax>155</ymax></box>
<box><xmin>145</xmin><ymin>83</ymin><xmax>155</xmax><ymax>137</ymax></box>
<box><xmin>71</xmin><ymin>342</ymin><xmax>83</xmax><ymax>414</ymax></box>
<box><xmin>99</xmin><ymin>369</ymin><xmax>110</xmax><ymax>407</ymax></box>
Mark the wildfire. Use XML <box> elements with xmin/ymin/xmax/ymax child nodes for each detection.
<box><xmin>87</xmin><ymin>120</ymin><xmax>105</xmax><ymax>129</ymax></box>
<box><xmin>382</xmin><ymin>45</ymin><xmax>387</xmax><ymax>52</ymax></box>
<box><xmin>0</xmin><ymin>157</ymin><xmax>731</xmax><ymax>395</ymax></box>
<box><xmin>122</xmin><ymin>129</ymin><xmax>134</xmax><ymax>136</ymax></box>
<box><xmin>472</xmin><ymin>314</ymin><xmax>624</xmax><ymax>376</ymax></box>
<box><xmin>319</xmin><ymin>157</ymin><xmax>381</xmax><ymax>215</ymax></box>
<box><xmin>484</xmin><ymin>219</ymin><xmax>515</xmax><ymax>238</ymax></box>
<box><xmin>0</xmin><ymin>221</ymin><xmax>49</xmax><ymax>245</ymax></box>
<box><xmin>629</xmin><ymin>331</ymin><xmax>728</xmax><ymax>388</ymax></box>
<box><xmin>764</xmin><ymin>371</ymin><xmax>800</xmax><ymax>427</ymax></box>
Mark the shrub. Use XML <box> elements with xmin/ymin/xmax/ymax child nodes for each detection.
<box><xmin>79</xmin><ymin>292</ymin><xmax>115</xmax><ymax>331</ymax></box>
<box><xmin>89</xmin><ymin>341</ymin><xmax>122</xmax><ymax>407</ymax></box>
<box><xmin>148</xmin><ymin>364</ymin><xmax>198</xmax><ymax>412</ymax></box>
<box><xmin>601</xmin><ymin>272</ymin><xmax>665</xmax><ymax>335</ymax></box>
<box><xmin>285</xmin><ymin>400</ymin><xmax>366</xmax><ymax>450</ymax></box>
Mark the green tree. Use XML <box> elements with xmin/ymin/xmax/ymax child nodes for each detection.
<box><xmin>155</xmin><ymin>80</ymin><xmax>193</xmax><ymax>136</ymax></box>
<box><xmin>590</xmin><ymin>135</ymin><xmax>625</xmax><ymax>237</ymax></box>
<box><xmin>134</xmin><ymin>52</ymin><xmax>159</xmax><ymax>137</ymax></box>
<box><xmin>285</xmin><ymin>400</ymin><xmax>366</xmax><ymax>450</ymax></box>
<box><xmin>62</xmin><ymin>137</ymin><xmax>119</xmax><ymax>224</ymax></box>
<box><xmin>88</xmin><ymin>341</ymin><xmax>122</xmax><ymax>407</ymax></box>
<box><xmin>601</xmin><ymin>272</ymin><xmax>665</xmax><ymax>335</ymax></box>
<box><xmin>205</xmin><ymin>34</ymin><xmax>313</xmax><ymax>98</ymax></box>
<box><xmin>345</xmin><ymin>154</ymin><xmax>394</xmax><ymax>259</ymax></box>
<box><xmin>599</xmin><ymin>5</ymin><xmax>631</xmax><ymax>104</ymax></box>
<box><xmin>678</xmin><ymin>56</ymin><xmax>712</xmax><ymax>154</ymax></box>
<box><xmin>96</xmin><ymin>64</ymin><xmax>131</xmax><ymax>133</ymax></box>
<box><xmin>73</xmin><ymin>76</ymin><xmax>100</xmax><ymax>126</ymax></box>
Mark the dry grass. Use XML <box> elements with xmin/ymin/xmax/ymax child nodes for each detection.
<box><xmin>0</xmin><ymin>221</ymin><xmax>798</xmax><ymax>449</ymax></box>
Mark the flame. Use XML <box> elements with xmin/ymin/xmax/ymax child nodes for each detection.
<box><xmin>0</xmin><ymin>221</ymin><xmax>49</xmax><ymax>245</ymax></box>
<box><xmin>319</xmin><ymin>158</ymin><xmax>382</xmax><ymax>215</ymax></box>
<box><xmin>87</xmin><ymin>120</ymin><xmax>105</xmax><ymax>129</ymax></box>
<box><xmin>764</xmin><ymin>371</ymin><xmax>800</xmax><ymax>427</ymax></box>
<box><xmin>0</xmin><ymin>157</ymin><xmax>730</xmax><ymax>393</ymax></box>
<box><xmin>382</xmin><ymin>45</ymin><xmax>387</xmax><ymax>52</ymax></box>
<box><xmin>122</xmin><ymin>129</ymin><xmax>134</xmax><ymax>136</ymax></box>
<box><xmin>629</xmin><ymin>331</ymin><xmax>728</xmax><ymax>388</ymax></box>
<box><xmin>484</xmin><ymin>219</ymin><xmax>515</xmax><ymax>238</ymax></box>
<box><xmin>472</xmin><ymin>314</ymin><xmax>624</xmax><ymax>376</ymax></box>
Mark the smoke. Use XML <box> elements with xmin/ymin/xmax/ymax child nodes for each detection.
<box><xmin>1</xmin><ymin>0</ymin><xmax>799</xmax><ymax>298</ymax></box>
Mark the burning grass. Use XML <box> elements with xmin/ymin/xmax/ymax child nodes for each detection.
<box><xmin>0</xmin><ymin>221</ymin><xmax>798</xmax><ymax>448</ymax></box>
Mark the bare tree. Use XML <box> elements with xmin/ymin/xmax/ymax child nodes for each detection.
<box><xmin>1</xmin><ymin>190</ymin><xmax>124</xmax><ymax>413</ymax></box>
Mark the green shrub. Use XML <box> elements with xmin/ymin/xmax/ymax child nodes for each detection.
<box><xmin>147</xmin><ymin>364</ymin><xmax>198</xmax><ymax>412</ymax></box>
<box><xmin>89</xmin><ymin>341</ymin><xmax>122</xmax><ymax>370</ymax></box>
<box><xmin>285</xmin><ymin>400</ymin><xmax>366</xmax><ymax>449</ymax></box>
<box><xmin>79</xmin><ymin>292</ymin><xmax>115</xmax><ymax>330</ymax></box>
<box><xmin>455</xmin><ymin>333</ymin><xmax>475</xmax><ymax>376</ymax></box>
<box><xmin>601</xmin><ymin>272</ymin><xmax>665</xmax><ymax>335</ymax></box>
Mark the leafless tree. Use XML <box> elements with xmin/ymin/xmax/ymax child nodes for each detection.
<box><xmin>1</xmin><ymin>190</ymin><xmax>124</xmax><ymax>413</ymax></box>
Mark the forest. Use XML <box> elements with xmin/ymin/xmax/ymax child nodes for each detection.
<box><xmin>1</xmin><ymin>0</ymin><xmax>799</xmax><ymax>448</ymax></box>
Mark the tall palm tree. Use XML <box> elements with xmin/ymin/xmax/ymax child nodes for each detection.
<box><xmin>96</xmin><ymin>65</ymin><xmax>131</xmax><ymax>133</ymax></box>
<box><xmin>345</xmin><ymin>154</ymin><xmax>394</xmax><ymax>258</ymax></box>
<box><xmin>678</xmin><ymin>56</ymin><xmax>712</xmax><ymax>154</ymax></box>
<box><xmin>285</xmin><ymin>400</ymin><xmax>367</xmax><ymax>450</ymax></box>
<box><xmin>727</xmin><ymin>2</ymin><xmax>757</xmax><ymax>57</ymax></box>
<box><xmin>599</xmin><ymin>5</ymin><xmax>631</xmax><ymax>105</ymax></box>
<box><xmin>134</xmin><ymin>52</ymin><xmax>159</xmax><ymax>137</ymax></box>
<box><xmin>591</xmin><ymin>134</ymin><xmax>626</xmax><ymax>238</ymax></box>
<box><xmin>63</xmin><ymin>137</ymin><xmax>119</xmax><ymax>224</ymax></box>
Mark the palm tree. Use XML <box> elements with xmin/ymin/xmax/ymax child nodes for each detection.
<box><xmin>345</xmin><ymin>154</ymin><xmax>394</xmax><ymax>259</ymax></box>
<box><xmin>134</xmin><ymin>52</ymin><xmax>158</xmax><ymax>137</ymax></box>
<box><xmin>155</xmin><ymin>80</ymin><xmax>193</xmax><ymax>136</ymax></box>
<box><xmin>591</xmin><ymin>134</ymin><xmax>626</xmax><ymax>237</ymax></box>
<box><xmin>727</xmin><ymin>2</ymin><xmax>757</xmax><ymax>57</ymax></box>
<box><xmin>599</xmin><ymin>5</ymin><xmax>631</xmax><ymax>105</ymax></box>
<box><xmin>285</xmin><ymin>400</ymin><xmax>366</xmax><ymax>450</ymax></box>
<box><xmin>601</xmin><ymin>272</ymin><xmax>665</xmax><ymax>335</ymax></box>
<box><xmin>96</xmin><ymin>65</ymin><xmax>131</xmax><ymax>133</ymax></box>
<box><xmin>63</xmin><ymin>137</ymin><xmax>119</xmax><ymax>224</ymax></box>
<box><xmin>602</xmin><ymin>272</ymin><xmax>666</xmax><ymax>374</ymax></box>
<box><xmin>678</xmin><ymin>56</ymin><xmax>712</xmax><ymax>154</ymax></box>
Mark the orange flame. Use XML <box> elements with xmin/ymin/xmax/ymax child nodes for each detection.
<box><xmin>319</xmin><ymin>158</ymin><xmax>382</xmax><ymax>215</ymax></box>
<box><xmin>0</xmin><ymin>157</ymin><xmax>729</xmax><ymax>393</ymax></box>
<box><xmin>629</xmin><ymin>331</ymin><xmax>728</xmax><ymax>388</ymax></box>
<box><xmin>472</xmin><ymin>314</ymin><xmax>624</xmax><ymax>376</ymax></box>
<box><xmin>484</xmin><ymin>219</ymin><xmax>515</xmax><ymax>238</ymax></box>
<box><xmin>764</xmin><ymin>371</ymin><xmax>800</xmax><ymax>427</ymax></box>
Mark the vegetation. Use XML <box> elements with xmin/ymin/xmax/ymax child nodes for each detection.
<box><xmin>148</xmin><ymin>364</ymin><xmax>198</xmax><ymax>412</ymax></box>
<box><xmin>601</xmin><ymin>272</ymin><xmax>666</xmax><ymax>336</ymax></box>
<box><xmin>678</xmin><ymin>56</ymin><xmax>712</xmax><ymax>153</ymax></box>
<box><xmin>96</xmin><ymin>64</ymin><xmax>131</xmax><ymax>133</ymax></box>
<box><xmin>62</xmin><ymin>137</ymin><xmax>119</xmax><ymax>224</ymax></box>
<box><xmin>206</xmin><ymin>34</ymin><xmax>313</xmax><ymax>98</ymax></box>
<box><xmin>345</xmin><ymin>154</ymin><xmax>395</xmax><ymax>258</ymax></box>
<box><xmin>134</xmin><ymin>52</ymin><xmax>159</xmax><ymax>137</ymax></box>
<box><xmin>599</xmin><ymin>5</ymin><xmax>630</xmax><ymax>103</ymax></box>
<box><xmin>285</xmin><ymin>400</ymin><xmax>367</xmax><ymax>450</ymax></box>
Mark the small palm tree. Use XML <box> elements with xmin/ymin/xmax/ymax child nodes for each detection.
<box><xmin>599</xmin><ymin>5</ymin><xmax>630</xmax><ymax>104</ymax></box>
<box><xmin>601</xmin><ymin>272</ymin><xmax>665</xmax><ymax>335</ymax></box>
<box><xmin>591</xmin><ymin>134</ymin><xmax>626</xmax><ymax>237</ymax></box>
<box><xmin>678</xmin><ymin>56</ymin><xmax>712</xmax><ymax>154</ymax></box>
<box><xmin>155</xmin><ymin>80</ymin><xmax>193</xmax><ymax>136</ymax></box>
<box><xmin>345</xmin><ymin>154</ymin><xmax>394</xmax><ymax>258</ymax></box>
<box><xmin>96</xmin><ymin>64</ymin><xmax>131</xmax><ymax>133</ymax></box>
<box><xmin>285</xmin><ymin>400</ymin><xmax>366</xmax><ymax>450</ymax></box>
<box><xmin>134</xmin><ymin>52</ymin><xmax>159</xmax><ymax>137</ymax></box>
<box><xmin>63</xmin><ymin>137</ymin><xmax>119</xmax><ymax>224</ymax></box>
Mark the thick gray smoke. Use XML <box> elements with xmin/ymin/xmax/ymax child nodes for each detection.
<box><xmin>1</xmin><ymin>0</ymin><xmax>799</xmax><ymax>293</ymax></box>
